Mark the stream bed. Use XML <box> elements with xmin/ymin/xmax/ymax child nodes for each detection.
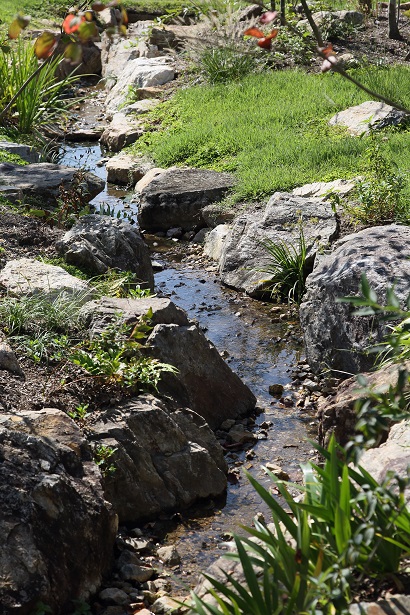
<box><xmin>59</xmin><ymin>142</ymin><xmax>317</xmax><ymax>589</ymax></box>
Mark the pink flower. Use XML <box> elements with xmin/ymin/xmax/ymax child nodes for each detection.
<box><xmin>260</xmin><ymin>11</ymin><xmax>278</xmax><ymax>24</ymax></box>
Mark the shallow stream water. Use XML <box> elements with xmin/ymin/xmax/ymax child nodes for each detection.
<box><xmin>58</xmin><ymin>142</ymin><xmax>316</xmax><ymax>587</ymax></box>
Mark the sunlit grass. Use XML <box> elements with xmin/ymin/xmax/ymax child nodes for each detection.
<box><xmin>130</xmin><ymin>66</ymin><xmax>410</xmax><ymax>202</ymax></box>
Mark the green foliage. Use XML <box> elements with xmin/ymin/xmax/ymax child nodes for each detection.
<box><xmin>37</xmin><ymin>256</ymin><xmax>90</xmax><ymax>280</ymax></box>
<box><xmin>0</xmin><ymin>38</ymin><xmax>80</xmax><ymax>134</ymax></box>
<box><xmin>90</xmin><ymin>269</ymin><xmax>153</xmax><ymax>299</ymax></box>
<box><xmin>199</xmin><ymin>46</ymin><xmax>257</xmax><ymax>84</ymax></box>
<box><xmin>131</xmin><ymin>68</ymin><xmax>410</xmax><ymax>202</ymax></box>
<box><xmin>341</xmin><ymin>275</ymin><xmax>410</xmax><ymax>455</ymax></box>
<box><xmin>272</xmin><ymin>26</ymin><xmax>314</xmax><ymax>67</ymax></box>
<box><xmin>68</xmin><ymin>404</ymin><xmax>91</xmax><ymax>423</ymax></box>
<box><xmin>92</xmin><ymin>444</ymin><xmax>117</xmax><ymax>477</ymax></box>
<box><xmin>258</xmin><ymin>224</ymin><xmax>308</xmax><ymax>304</ymax></box>
<box><xmin>71</xmin><ymin>313</ymin><xmax>177</xmax><ymax>391</ymax></box>
<box><xmin>0</xmin><ymin>150</ymin><xmax>28</xmax><ymax>165</ymax></box>
<box><xmin>340</xmin><ymin>139</ymin><xmax>409</xmax><ymax>225</ymax></box>
<box><xmin>189</xmin><ymin>437</ymin><xmax>410</xmax><ymax>615</ymax></box>
<box><xmin>0</xmin><ymin>290</ymin><xmax>86</xmax><ymax>363</ymax></box>
<box><xmin>319</xmin><ymin>13</ymin><xmax>358</xmax><ymax>41</ymax></box>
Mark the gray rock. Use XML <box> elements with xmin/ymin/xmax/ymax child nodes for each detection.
<box><xmin>157</xmin><ymin>545</ymin><xmax>181</xmax><ymax>566</ymax></box>
<box><xmin>219</xmin><ymin>192</ymin><xmax>337</xmax><ymax>296</ymax></box>
<box><xmin>203</xmin><ymin>225</ymin><xmax>230</xmax><ymax>262</ymax></box>
<box><xmin>137</xmin><ymin>168</ymin><xmax>235</xmax><ymax>232</ymax></box>
<box><xmin>100</xmin><ymin>112</ymin><xmax>144</xmax><ymax>152</ymax></box>
<box><xmin>99</xmin><ymin>587</ymin><xmax>129</xmax><ymax>605</ymax></box>
<box><xmin>55</xmin><ymin>41</ymin><xmax>102</xmax><ymax>79</ymax></box>
<box><xmin>292</xmin><ymin>178</ymin><xmax>356</xmax><ymax>199</ymax></box>
<box><xmin>89</xmin><ymin>395</ymin><xmax>228</xmax><ymax>522</ymax></box>
<box><xmin>106</xmin><ymin>153</ymin><xmax>154</xmax><ymax>185</ymax></box>
<box><xmin>0</xmin><ymin>338</ymin><xmax>24</xmax><ymax>376</ymax></box>
<box><xmin>121</xmin><ymin>564</ymin><xmax>154</xmax><ymax>582</ymax></box>
<box><xmin>56</xmin><ymin>214</ymin><xmax>154</xmax><ymax>289</ymax></box>
<box><xmin>360</xmin><ymin>419</ymin><xmax>410</xmax><ymax>503</ymax></box>
<box><xmin>0</xmin><ymin>257</ymin><xmax>94</xmax><ymax>301</ymax></box>
<box><xmin>0</xmin><ymin>162</ymin><xmax>104</xmax><ymax>205</ymax></box>
<box><xmin>202</xmin><ymin>202</ymin><xmax>237</xmax><ymax>227</ymax></box>
<box><xmin>0</xmin><ymin>140</ymin><xmax>40</xmax><ymax>163</ymax></box>
<box><xmin>317</xmin><ymin>363</ymin><xmax>409</xmax><ymax>447</ymax></box>
<box><xmin>80</xmin><ymin>296</ymin><xmax>189</xmax><ymax>333</ymax></box>
<box><xmin>329</xmin><ymin>101</ymin><xmax>408</xmax><ymax>136</ymax></box>
<box><xmin>122</xmin><ymin>97</ymin><xmax>161</xmax><ymax>117</ymax></box>
<box><xmin>300</xmin><ymin>225</ymin><xmax>410</xmax><ymax>375</ymax></box>
<box><xmin>349</xmin><ymin>595</ymin><xmax>410</xmax><ymax>614</ymax></box>
<box><xmin>105</xmin><ymin>57</ymin><xmax>174</xmax><ymax>116</ymax></box>
<box><xmin>0</xmin><ymin>408</ymin><xmax>117</xmax><ymax>612</ymax></box>
<box><xmin>151</xmin><ymin>596</ymin><xmax>184</xmax><ymax>614</ymax></box>
<box><xmin>147</xmin><ymin>323</ymin><xmax>256</xmax><ymax>428</ymax></box>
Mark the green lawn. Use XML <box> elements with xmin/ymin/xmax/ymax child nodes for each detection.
<box><xmin>1</xmin><ymin>0</ymin><xmax>191</xmax><ymax>24</ymax></box>
<box><xmin>130</xmin><ymin>66</ymin><xmax>410</xmax><ymax>202</ymax></box>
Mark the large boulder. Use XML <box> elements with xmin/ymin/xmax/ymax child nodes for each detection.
<box><xmin>0</xmin><ymin>257</ymin><xmax>95</xmax><ymax>301</ymax></box>
<box><xmin>80</xmin><ymin>296</ymin><xmax>255</xmax><ymax>428</ymax></box>
<box><xmin>56</xmin><ymin>214</ymin><xmax>154</xmax><ymax>289</ymax></box>
<box><xmin>360</xmin><ymin>419</ymin><xmax>410</xmax><ymax>503</ymax></box>
<box><xmin>89</xmin><ymin>395</ymin><xmax>228</xmax><ymax>522</ymax></box>
<box><xmin>317</xmin><ymin>362</ymin><xmax>409</xmax><ymax>447</ymax></box>
<box><xmin>329</xmin><ymin>101</ymin><xmax>408</xmax><ymax>136</ymax></box>
<box><xmin>80</xmin><ymin>296</ymin><xmax>189</xmax><ymax>333</ymax></box>
<box><xmin>147</xmin><ymin>323</ymin><xmax>256</xmax><ymax>429</ymax></box>
<box><xmin>137</xmin><ymin>168</ymin><xmax>235</xmax><ymax>232</ymax></box>
<box><xmin>0</xmin><ymin>162</ymin><xmax>104</xmax><ymax>206</ymax></box>
<box><xmin>219</xmin><ymin>192</ymin><xmax>337</xmax><ymax>296</ymax></box>
<box><xmin>105</xmin><ymin>57</ymin><xmax>174</xmax><ymax>116</ymax></box>
<box><xmin>299</xmin><ymin>225</ymin><xmax>410</xmax><ymax>375</ymax></box>
<box><xmin>0</xmin><ymin>408</ymin><xmax>117</xmax><ymax>613</ymax></box>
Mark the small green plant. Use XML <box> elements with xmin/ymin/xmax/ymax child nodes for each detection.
<box><xmin>93</xmin><ymin>444</ymin><xmax>117</xmax><ymax>477</ymax></box>
<box><xmin>68</xmin><ymin>403</ymin><xmax>91</xmax><ymax>423</ymax></box>
<box><xmin>341</xmin><ymin>139</ymin><xmax>408</xmax><ymax>225</ymax></box>
<box><xmin>0</xmin><ymin>290</ymin><xmax>86</xmax><ymax>363</ymax></box>
<box><xmin>258</xmin><ymin>224</ymin><xmax>309</xmax><ymax>304</ymax></box>
<box><xmin>97</xmin><ymin>202</ymin><xmax>133</xmax><ymax>222</ymax></box>
<box><xmin>199</xmin><ymin>46</ymin><xmax>257</xmax><ymax>84</ymax></box>
<box><xmin>71</xmin><ymin>313</ymin><xmax>177</xmax><ymax>391</ymax></box>
<box><xmin>90</xmin><ymin>269</ymin><xmax>153</xmax><ymax>299</ymax></box>
<box><xmin>319</xmin><ymin>13</ymin><xmax>358</xmax><ymax>42</ymax></box>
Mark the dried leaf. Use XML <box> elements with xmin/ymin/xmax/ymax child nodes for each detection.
<box><xmin>34</xmin><ymin>31</ymin><xmax>57</xmax><ymax>59</ymax></box>
<box><xmin>121</xmin><ymin>7</ymin><xmax>128</xmax><ymax>25</ymax></box>
<box><xmin>8</xmin><ymin>14</ymin><xmax>31</xmax><ymax>39</ymax></box>
<box><xmin>64</xmin><ymin>42</ymin><xmax>82</xmax><ymax>64</ymax></box>
<box><xmin>78</xmin><ymin>20</ymin><xmax>98</xmax><ymax>42</ymax></box>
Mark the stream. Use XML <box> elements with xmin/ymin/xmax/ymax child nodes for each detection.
<box><xmin>58</xmin><ymin>142</ymin><xmax>317</xmax><ymax>589</ymax></box>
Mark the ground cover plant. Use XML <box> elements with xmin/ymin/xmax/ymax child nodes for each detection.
<box><xmin>130</xmin><ymin>65</ymin><xmax>410</xmax><ymax>203</ymax></box>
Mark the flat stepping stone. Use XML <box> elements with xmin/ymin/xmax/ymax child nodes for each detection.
<box><xmin>329</xmin><ymin>100</ymin><xmax>408</xmax><ymax>135</ymax></box>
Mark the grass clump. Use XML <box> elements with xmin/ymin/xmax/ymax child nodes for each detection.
<box><xmin>259</xmin><ymin>225</ymin><xmax>309</xmax><ymax>304</ymax></box>
<box><xmin>131</xmin><ymin>67</ymin><xmax>410</xmax><ymax>203</ymax></box>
